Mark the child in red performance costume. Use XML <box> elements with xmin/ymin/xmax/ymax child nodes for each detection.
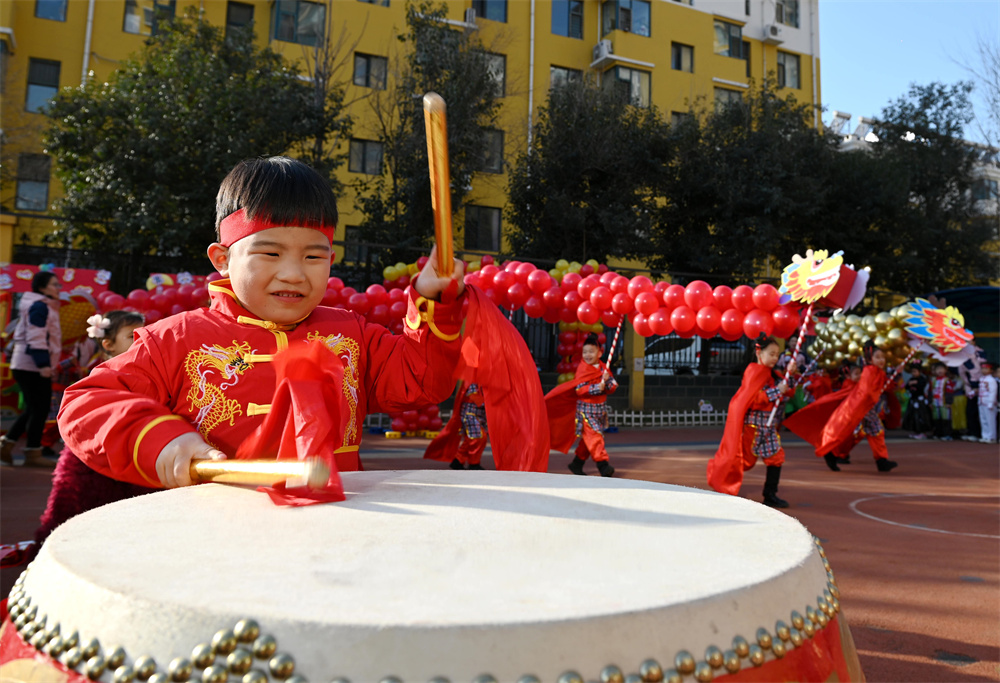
<box><xmin>786</xmin><ymin>341</ymin><xmax>898</xmax><ymax>473</ymax></box>
<box><xmin>58</xmin><ymin>156</ymin><xmax>466</xmax><ymax>490</ymax></box>
<box><xmin>424</xmin><ymin>381</ymin><xmax>489</xmax><ymax>470</ymax></box>
<box><xmin>546</xmin><ymin>334</ymin><xmax>618</xmax><ymax>477</ymax></box>
<box><xmin>707</xmin><ymin>334</ymin><xmax>796</xmax><ymax>508</ymax></box>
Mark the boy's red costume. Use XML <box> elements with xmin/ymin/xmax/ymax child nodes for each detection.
<box><xmin>545</xmin><ymin>360</ymin><xmax>615</xmax><ymax>458</ymax></box>
<box><xmin>58</xmin><ymin>279</ymin><xmax>464</xmax><ymax>489</ymax></box>
<box><xmin>707</xmin><ymin>364</ymin><xmax>787</xmax><ymax>496</ymax></box>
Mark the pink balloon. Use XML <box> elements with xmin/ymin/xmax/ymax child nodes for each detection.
<box><xmin>752</xmin><ymin>284</ymin><xmax>780</xmax><ymax>312</ymax></box>
<box><xmin>631</xmin><ymin>312</ymin><xmax>653</xmax><ymax>337</ymax></box>
<box><xmin>577</xmin><ymin>301</ymin><xmax>600</xmax><ymax>325</ymax></box>
<box><xmin>731</xmin><ymin>285</ymin><xmax>755</xmax><ymax>313</ymax></box>
<box><xmin>712</xmin><ymin>285</ymin><xmax>734</xmax><ymax>312</ymax></box>
<box><xmin>670</xmin><ymin>306</ymin><xmax>697</xmax><ymax>336</ymax></box>
<box><xmin>611</xmin><ymin>292</ymin><xmax>634</xmax><ymax>315</ymax></box>
<box><xmin>684</xmin><ymin>281</ymin><xmax>713</xmax><ymax>311</ymax></box>
<box><xmin>663</xmin><ymin>284</ymin><xmax>686</xmax><ymax>309</ymax></box>
<box><xmin>720</xmin><ymin>309</ymin><xmax>744</xmax><ymax>337</ymax></box>
<box><xmin>589</xmin><ymin>285</ymin><xmax>613</xmax><ymax>311</ymax></box>
<box><xmin>648</xmin><ymin>309</ymin><xmax>673</xmax><ymax>336</ymax></box>
<box><xmin>634</xmin><ymin>291</ymin><xmax>660</xmax><ymax>317</ymax></box>
<box><xmin>695</xmin><ymin>306</ymin><xmax>722</xmax><ymax>334</ymax></box>
<box><xmin>627</xmin><ymin>275</ymin><xmax>654</xmax><ymax>300</ymax></box>
<box><xmin>742</xmin><ymin>309</ymin><xmax>774</xmax><ymax>338</ymax></box>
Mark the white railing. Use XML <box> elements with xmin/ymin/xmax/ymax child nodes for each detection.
<box><xmin>365</xmin><ymin>409</ymin><xmax>727</xmax><ymax>430</ymax></box>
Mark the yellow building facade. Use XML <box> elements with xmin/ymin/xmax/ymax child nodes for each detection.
<box><xmin>0</xmin><ymin>0</ymin><xmax>820</xmax><ymax>262</ymax></box>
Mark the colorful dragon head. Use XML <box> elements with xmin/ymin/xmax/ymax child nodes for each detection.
<box><xmin>779</xmin><ymin>249</ymin><xmax>845</xmax><ymax>305</ymax></box>
<box><xmin>903</xmin><ymin>298</ymin><xmax>974</xmax><ymax>354</ymax></box>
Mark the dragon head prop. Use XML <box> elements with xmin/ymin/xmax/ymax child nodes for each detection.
<box><xmin>778</xmin><ymin>249</ymin><xmax>868</xmax><ymax>310</ymax></box>
<box><xmin>903</xmin><ymin>298</ymin><xmax>974</xmax><ymax>355</ymax></box>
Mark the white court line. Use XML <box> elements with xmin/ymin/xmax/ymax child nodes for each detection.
<box><xmin>848</xmin><ymin>493</ymin><xmax>1000</xmax><ymax>539</ymax></box>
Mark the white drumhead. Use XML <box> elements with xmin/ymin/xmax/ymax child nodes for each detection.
<box><xmin>23</xmin><ymin>471</ymin><xmax>831</xmax><ymax>681</ymax></box>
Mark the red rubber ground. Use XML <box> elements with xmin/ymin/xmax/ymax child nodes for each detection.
<box><xmin>3</xmin><ymin>428</ymin><xmax>997</xmax><ymax>681</ymax></box>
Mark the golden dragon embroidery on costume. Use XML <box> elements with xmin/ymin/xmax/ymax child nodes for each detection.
<box><xmin>309</xmin><ymin>332</ymin><xmax>361</xmax><ymax>446</ymax></box>
<box><xmin>184</xmin><ymin>341</ymin><xmax>252</xmax><ymax>441</ymax></box>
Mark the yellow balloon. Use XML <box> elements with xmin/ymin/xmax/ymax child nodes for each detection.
<box><xmin>407</xmin><ymin>263</ymin><xmax>419</xmax><ymax>275</ymax></box>
<box><xmin>395</xmin><ymin>261</ymin><xmax>407</xmax><ymax>271</ymax></box>
<box><xmin>845</xmin><ymin>314</ymin><xmax>861</xmax><ymax>327</ymax></box>
<box><xmin>590</xmin><ymin>323</ymin><xmax>603</xmax><ymax>333</ymax></box>
<box><xmin>568</xmin><ymin>322</ymin><xmax>579</xmax><ymax>331</ymax></box>
<box><xmin>558</xmin><ymin>322</ymin><xmax>570</xmax><ymax>332</ymax></box>
<box><xmin>549</xmin><ymin>268</ymin><xmax>562</xmax><ymax>281</ymax></box>
<box><xmin>887</xmin><ymin>328</ymin><xmax>904</xmax><ymax>342</ymax></box>
<box><xmin>874</xmin><ymin>334</ymin><xmax>888</xmax><ymax>348</ymax></box>
<box><xmin>568</xmin><ymin>261</ymin><xmax>582</xmax><ymax>273</ymax></box>
<box><xmin>833</xmin><ymin>313</ymin><xmax>846</xmax><ymax>324</ymax></box>
<box><xmin>894</xmin><ymin>305</ymin><xmax>911</xmax><ymax>322</ymax></box>
<box><xmin>815</xmin><ymin>322</ymin><xmax>827</xmax><ymax>336</ymax></box>
<box><xmin>862</xmin><ymin>315</ymin><xmax>876</xmax><ymax>328</ymax></box>
<box><xmin>383</xmin><ymin>266</ymin><xmax>398</xmax><ymax>280</ymax></box>
<box><xmin>555</xmin><ymin>259</ymin><xmax>569</xmax><ymax>271</ymax></box>
<box><xmin>469</xmin><ymin>261</ymin><xmax>481</xmax><ymax>272</ymax></box>
<box><xmin>586</xmin><ymin>259</ymin><xmax>600</xmax><ymax>270</ymax></box>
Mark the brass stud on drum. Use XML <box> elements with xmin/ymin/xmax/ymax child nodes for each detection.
<box><xmin>790</xmin><ymin>611</ymin><xmax>805</xmax><ymax>630</ymax></box>
<box><xmin>29</xmin><ymin>629</ymin><xmax>49</xmax><ymax>649</ymax></box>
<box><xmin>227</xmin><ymin>648</ymin><xmax>254</xmax><ymax>676</ymax></box>
<box><xmin>269</xmin><ymin>653</ymin><xmax>295</xmax><ymax>679</ymax></box>
<box><xmin>806</xmin><ymin>607</ymin><xmax>819</xmax><ymax>624</ymax></box>
<box><xmin>47</xmin><ymin>635</ymin><xmax>66</xmax><ymax>657</ymax></box>
<box><xmin>517</xmin><ymin>676</ymin><xmax>541</xmax><ymax>683</ymax></box>
<box><xmin>658</xmin><ymin>671</ymin><xmax>679</xmax><ymax>683</ymax></box>
<box><xmin>81</xmin><ymin>637</ymin><xmax>102</xmax><ymax>660</ymax></box>
<box><xmin>234</xmin><ymin>619</ymin><xmax>261</xmax><ymax>643</ymax></box>
<box><xmin>755</xmin><ymin>628</ymin><xmax>772</xmax><ymax>650</ymax></box>
<box><xmin>789</xmin><ymin>628</ymin><xmax>803</xmax><ymax>646</ymax></box>
<box><xmin>732</xmin><ymin>636</ymin><xmax>750</xmax><ymax>658</ymax></box>
<box><xmin>149</xmin><ymin>674</ymin><xmax>170</xmax><ymax>683</ymax></box>
<box><xmin>774</xmin><ymin>620</ymin><xmax>790</xmax><ymax>642</ymax></box>
<box><xmin>772</xmin><ymin>641</ymin><xmax>787</xmax><ymax>659</ymax></box>
<box><xmin>167</xmin><ymin>656</ymin><xmax>193</xmax><ymax>682</ymax></box>
<box><xmin>624</xmin><ymin>675</ymin><xmax>643</xmax><ymax>683</ymax></box>
<box><xmin>640</xmin><ymin>658</ymin><xmax>665</xmax><ymax>681</ymax></box>
<box><xmin>556</xmin><ymin>672</ymin><xmax>583</xmax><ymax>683</ymax></box>
<box><xmin>252</xmin><ymin>635</ymin><xmax>277</xmax><ymax>660</ymax></box>
<box><xmin>673</xmin><ymin>651</ymin><xmax>695</xmax><ymax>676</ymax></box>
<box><xmin>202</xmin><ymin>664</ymin><xmax>229</xmax><ymax>683</ymax></box>
<box><xmin>427</xmin><ymin>677</ymin><xmax>451</xmax><ymax>683</ymax></box>
<box><xmin>474</xmin><ymin>676</ymin><xmax>499</xmax><ymax>683</ymax></box>
<box><xmin>747</xmin><ymin>645</ymin><xmax>765</xmax><ymax>667</ymax></box>
<box><xmin>192</xmin><ymin>643</ymin><xmax>215</xmax><ymax>668</ymax></box>
<box><xmin>212</xmin><ymin>629</ymin><xmax>238</xmax><ymax>656</ymax></box>
<box><xmin>694</xmin><ymin>662</ymin><xmax>713</xmax><ymax>682</ymax></box>
<box><xmin>134</xmin><ymin>655</ymin><xmax>158</xmax><ymax>680</ymax></box>
<box><xmin>379</xmin><ymin>678</ymin><xmax>403</xmax><ymax>683</ymax></box>
<box><xmin>704</xmin><ymin>646</ymin><xmax>724</xmax><ymax>669</ymax></box>
<box><xmin>802</xmin><ymin>621</ymin><xmax>816</xmax><ymax>638</ymax></box>
<box><xmin>722</xmin><ymin>650</ymin><xmax>740</xmax><ymax>674</ymax></box>
<box><xmin>285</xmin><ymin>676</ymin><xmax>308</xmax><ymax>683</ymax></box>
<box><xmin>63</xmin><ymin>647</ymin><xmax>84</xmax><ymax>670</ymax></box>
<box><xmin>242</xmin><ymin>672</ymin><xmax>268</xmax><ymax>683</ymax></box>
<box><xmin>106</xmin><ymin>646</ymin><xmax>127</xmax><ymax>669</ymax></box>
<box><xmin>113</xmin><ymin>665</ymin><xmax>137</xmax><ymax>683</ymax></box>
<box><xmin>599</xmin><ymin>665</ymin><xmax>624</xmax><ymax>683</ymax></box>
<box><xmin>85</xmin><ymin>655</ymin><xmax>107</xmax><ymax>681</ymax></box>
<box><xmin>64</xmin><ymin>631</ymin><xmax>81</xmax><ymax>651</ymax></box>
<box><xmin>816</xmin><ymin>611</ymin><xmax>830</xmax><ymax>628</ymax></box>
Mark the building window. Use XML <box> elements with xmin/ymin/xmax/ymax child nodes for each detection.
<box><xmin>743</xmin><ymin>41</ymin><xmax>751</xmax><ymax>78</ymax></box>
<box><xmin>472</xmin><ymin>0</ymin><xmax>507</xmax><ymax>23</ymax></box>
<box><xmin>552</xmin><ymin>0</ymin><xmax>584</xmax><ymax>39</ymax></box>
<box><xmin>602</xmin><ymin>66</ymin><xmax>650</xmax><ymax>108</ymax></box>
<box><xmin>714</xmin><ymin>87</ymin><xmax>742</xmax><ymax>108</ymax></box>
<box><xmin>671</xmin><ymin>43</ymin><xmax>693</xmax><ymax>72</ymax></box>
<box><xmin>353</xmin><ymin>53</ymin><xmax>387</xmax><ymax>90</ymax></box>
<box><xmin>35</xmin><ymin>0</ymin><xmax>67</xmax><ymax>21</ymax></box>
<box><xmin>973</xmin><ymin>178</ymin><xmax>999</xmax><ymax>201</ymax></box>
<box><xmin>484</xmin><ymin>52</ymin><xmax>506</xmax><ymax>97</ymax></box>
<box><xmin>776</xmin><ymin>0</ymin><xmax>799</xmax><ymax>28</ymax></box>
<box><xmin>670</xmin><ymin>111</ymin><xmax>692</xmax><ymax>127</ymax></box>
<box><xmin>713</xmin><ymin>20</ymin><xmax>743</xmax><ymax>58</ymax></box>
<box><xmin>272</xmin><ymin>0</ymin><xmax>325</xmax><ymax>46</ymax></box>
<box><xmin>550</xmin><ymin>65</ymin><xmax>582</xmax><ymax>89</ymax></box>
<box><xmin>1</xmin><ymin>41</ymin><xmax>9</xmax><ymax>96</ymax></box>
<box><xmin>15</xmin><ymin>154</ymin><xmax>51</xmax><ymax>212</ymax></box>
<box><xmin>465</xmin><ymin>206</ymin><xmax>501</xmax><ymax>251</ymax></box>
<box><xmin>226</xmin><ymin>2</ymin><xmax>254</xmax><ymax>37</ymax></box>
<box><xmin>123</xmin><ymin>0</ymin><xmax>175</xmax><ymax>35</ymax></box>
<box><xmin>480</xmin><ymin>129</ymin><xmax>504</xmax><ymax>174</ymax></box>
<box><xmin>123</xmin><ymin>0</ymin><xmax>142</xmax><ymax>33</ymax></box>
<box><xmin>25</xmin><ymin>58</ymin><xmax>60</xmax><ymax>113</ymax></box>
<box><xmin>358</xmin><ymin>0</ymin><xmax>390</xmax><ymax>5</ymax></box>
<box><xmin>343</xmin><ymin>226</ymin><xmax>369</xmax><ymax>264</ymax></box>
<box><xmin>745</xmin><ymin>0</ymin><xmax>750</xmax><ymax>15</ymax></box>
<box><xmin>601</xmin><ymin>0</ymin><xmax>650</xmax><ymax>37</ymax></box>
<box><xmin>349</xmin><ymin>139</ymin><xmax>383</xmax><ymax>175</ymax></box>
<box><xmin>777</xmin><ymin>51</ymin><xmax>800</xmax><ymax>89</ymax></box>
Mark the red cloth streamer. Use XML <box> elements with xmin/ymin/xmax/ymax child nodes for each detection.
<box><xmin>706</xmin><ymin>363</ymin><xmax>773</xmax><ymax>495</ymax></box>
<box><xmin>446</xmin><ymin>286</ymin><xmax>549</xmax><ymax>471</ymax></box>
<box><xmin>423</xmin><ymin>380</ymin><xmax>469</xmax><ymax>463</ymax></box>
<box><xmin>235</xmin><ymin>341</ymin><xmax>351</xmax><ymax>505</ymax></box>
<box><xmin>219</xmin><ymin>208</ymin><xmax>335</xmax><ymax>247</ymax></box>
<box><xmin>544</xmin><ymin>361</ymin><xmax>606</xmax><ymax>454</ymax></box>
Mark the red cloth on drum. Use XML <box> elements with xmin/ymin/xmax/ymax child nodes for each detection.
<box><xmin>785</xmin><ymin>365</ymin><xmax>886</xmax><ymax>457</ymax></box>
<box><xmin>58</xmin><ymin>280</ymin><xmax>463</xmax><ymax>488</ymax></box>
<box><xmin>545</xmin><ymin>361</ymin><xmax>605</xmax><ymax>454</ymax></box>
<box><xmin>707</xmin><ymin>363</ymin><xmax>786</xmax><ymax>495</ymax></box>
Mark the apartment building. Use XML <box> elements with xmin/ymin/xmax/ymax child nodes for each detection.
<box><xmin>0</xmin><ymin>0</ymin><xmax>821</xmax><ymax>263</ymax></box>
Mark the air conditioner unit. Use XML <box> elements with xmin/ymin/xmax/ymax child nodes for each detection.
<box><xmin>592</xmin><ymin>39</ymin><xmax>613</xmax><ymax>63</ymax></box>
<box><xmin>464</xmin><ymin>8</ymin><xmax>477</xmax><ymax>24</ymax></box>
<box><xmin>763</xmin><ymin>23</ymin><xmax>784</xmax><ymax>44</ymax></box>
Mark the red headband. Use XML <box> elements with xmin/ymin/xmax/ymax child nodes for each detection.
<box><xmin>219</xmin><ymin>208</ymin><xmax>336</xmax><ymax>247</ymax></box>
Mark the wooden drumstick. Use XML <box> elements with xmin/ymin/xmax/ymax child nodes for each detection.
<box><xmin>190</xmin><ymin>457</ymin><xmax>331</xmax><ymax>490</ymax></box>
<box><xmin>423</xmin><ymin>92</ymin><xmax>454</xmax><ymax>278</ymax></box>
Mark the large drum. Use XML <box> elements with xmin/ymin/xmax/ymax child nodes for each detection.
<box><xmin>1</xmin><ymin>471</ymin><xmax>863</xmax><ymax>682</ymax></box>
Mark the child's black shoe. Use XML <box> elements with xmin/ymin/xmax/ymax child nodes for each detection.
<box><xmin>567</xmin><ymin>457</ymin><xmax>586</xmax><ymax>475</ymax></box>
<box><xmin>449</xmin><ymin>458</ymin><xmax>465</xmax><ymax>470</ymax></box>
<box><xmin>596</xmin><ymin>461</ymin><xmax>615</xmax><ymax>477</ymax></box>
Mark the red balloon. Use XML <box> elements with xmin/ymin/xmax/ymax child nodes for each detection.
<box><xmin>188</xmin><ymin>286</ymin><xmax>209</xmax><ymax>308</ymax></box>
<box><xmin>387</xmin><ymin>287</ymin><xmax>407</xmax><ymax>303</ymax></box>
<box><xmin>205</xmin><ymin>272</ymin><xmax>223</xmax><ymax>283</ymax></box>
<box><xmin>561</xmin><ymin>271</ymin><xmax>583</xmax><ymax>292</ymax></box>
<box><xmin>712</xmin><ymin>285</ymin><xmax>734</xmax><ymax>312</ymax></box>
<box><xmin>493</xmin><ymin>270</ymin><xmax>514</xmax><ymax>291</ymax></box>
<box><xmin>589</xmin><ymin>285</ymin><xmax>612</xmax><ymax>311</ymax></box>
<box><xmin>577</xmin><ymin>274</ymin><xmax>601</xmax><ymax>301</ymax></box>
<box><xmin>634</xmin><ymin>291</ymin><xmax>660</xmax><ymax>317</ymax></box>
<box><xmin>752</xmin><ymin>284</ymin><xmax>780</xmax><ymax>312</ymax></box>
<box><xmin>322</xmin><ymin>288</ymin><xmax>341</xmax><ymax>307</ymax></box>
<box><xmin>771</xmin><ymin>305</ymin><xmax>801</xmax><ymax>338</ymax></box>
<box><xmin>601</xmin><ymin>311</ymin><xmax>621</xmax><ymax>328</ymax></box>
<box><xmin>149</xmin><ymin>293</ymin><xmax>170</xmax><ymax>312</ymax></box>
<box><xmin>720</xmin><ymin>309</ymin><xmax>745</xmax><ymax>337</ymax></box>
<box><xmin>543</xmin><ymin>287</ymin><xmax>565</xmax><ymax>309</ymax></box>
<box><xmin>743</xmin><ymin>309</ymin><xmax>775</xmax><ymax>338</ymax></box>
<box><xmin>391</xmin><ymin>418</ymin><xmax>407</xmax><ymax>431</ymax></box>
<box><xmin>563</xmin><ymin>290</ymin><xmax>583</xmax><ymax>311</ymax></box>
<box><xmin>417</xmin><ymin>256</ymin><xmax>429</xmax><ymax>270</ymax></box>
<box><xmin>731</xmin><ymin>285</ymin><xmax>755</xmax><ymax>313</ymax></box>
<box><xmin>327</xmin><ymin>276</ymin><xmax>344</xmax><ymax>290</ymax></box>
<box><xmin>341</xmin><ymin>286</ymin><xmax>357</xmax><ymax>300</ymax></box>
<box><xmin>670</xmin><ymin>305</ymin><xmax>697</xmax><ymax>336</ymax></box>
<box><xmin>429</xmin><ymin>417</ymin><xmax>443</xmax><ymax>430</ymax></box>
<box><xmin>127</xmin><ymin>289</ymin><xmax>150</xmax><ymax>308</ymax></box>
<box><xmin>609</xmin><ymin>275</ymin><xmax>630</xmax><ymax>295</ymax></box>
<box><xmin>515</xmin><ymin>262</ymin><xmax>536</xmax><ymax>283</ymax></box>
<box><xmin>159</xmin><ymin>288</ymin><xmax>178</xmax><ymax>305</ymax></box>
<box><xmin>169</xmin><ymin>304</ymin><xmax>186</xmax><ymax>316</ymax></box>
<box><xmin>389</xmin><ymin>300</ymin><xmax>407</xmax><ymax>319</ymax></box>
<box><xmin>653</xmin><ymin>281</ymin><xmax>670</xmax><ymax>298</ymax></box>
<box><xmin>366</xmin><ymin>284</ymin><xmax>388</xmax><ymax>306</ymax></box>
<box><xmin>417</xmin><ymin>414</ymin><xmax>431</xmax><ymax>429</ymax></box>
<box><xmin>481</xmin><ymin>254</ymin><xmax>494</xmax><ymax>265</ymax></box>
<box><xmin>368</xmin><ymin>304</ymin><xmax>390</xmax><ymax>325</ymax></box>
<box><xmin>559</xmin><ymin>306</ymin><xmax>578</xmax><ymax>323</ymax></box>
<box><xmin>558</xmin><ymin>331</ymin><xmax>576</xmax><ymax>344</ymax></box>
<box><xmin>627</xmin><ymin>275</ymin><xmax>654</xmax><ymax>300</ymax></box>
<box><xmin>144</xmin><ymin>309</ymin><xmax>163</xmax><ymax>324</ymax></box>
<box><xmin>507</xmin><ymin>282</ymin><xmax>530</xmax><ymax>308</ymax></box>
<box><xmin>577</xmin><ymin>301</ymin><xmax>600</xmax><ymax>325</ymax></box>
<box><xmin>684</xmin><ymin>281</ymin><xmax>713</xmax><ymax>311</ymax></box>
<box><xmin>662</xmin><ymin>284</ymin><xmax>686</xmax><ymax>309</ymax></box>
<box><xmin>597</xmin><ymin>333</ymin><xmax>607</xmax><ymax>345</ymax></box>
<box><xmin>503</xmin><ymin>260</ymin><xmax>520</xmax><ymax>273</ymax></box>
<box><xmin>648</xmin><ymin>309</ymin><xmax>673</xmax><ymax>336</ymax></box>
<box><xmin>695</xmin><ymin>305</ymin><xmax>722</xmax><ymax>334</ymax></box>
<box><xmin>347</xmin><ymin>292</ymin><xmax>371</xmax><ymax>314</ymax></box>
<box><xmin>397</xmin><ymin>274</ymin><xmax>410</xmax><ymax>288</ymax></box>
<box><xmin>543</xmin><ymin>308</ymin><xmax>562</xmax><ymax>324</ymax></box>
<box><xmin>102</xmin><ymin>293</ymin><xmax>125</xmax><ymax>311</ymax></box>
<box><xmin>611</xmin><ymin>292</ymin><xmax>634</xmax><ymax>315</ymax></box>
<box><xmin>527</xmin><ymin>269</ymin><xmax>553</xmax><ymax>295</ymax></box>
<box><xmin>599</xmin><ymin>271</ymin><xmax>617</xmax><ymax>286</ymax></box>
<box><xmin>630</xmin><ymin>313</ymin><xmax>651</xmax><ymax>337</ymax></box>
<box><xmin>480</xmin><ymin>264</ymin><xmax>499</xmax><ymax>282</ymax></box>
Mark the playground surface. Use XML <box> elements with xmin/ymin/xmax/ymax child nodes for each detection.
<box><xmin>2</xmin><ymin>428</ymin><xmax>998</xmax><ymax>682</ymax></box>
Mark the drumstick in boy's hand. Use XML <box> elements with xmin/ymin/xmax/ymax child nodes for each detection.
<box><xmin>190</xmin><ymin>457</ymin><xmax>331</xmax><ymax>491</ymax></box>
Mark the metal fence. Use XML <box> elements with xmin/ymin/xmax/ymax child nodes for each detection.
<box><xmin>644</xmin><ymin>334</ymin><xmax>753</xmax><ymax>375</ymax></box>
